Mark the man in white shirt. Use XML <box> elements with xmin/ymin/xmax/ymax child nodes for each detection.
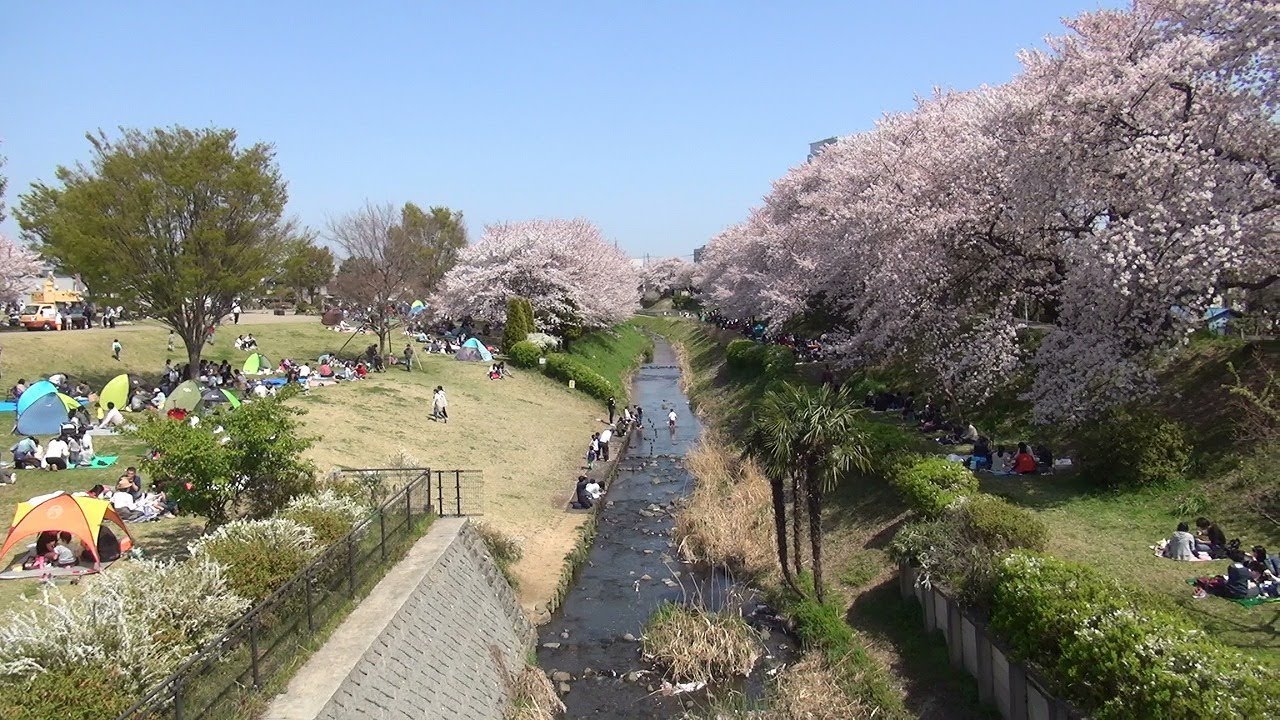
<box><xmin>668</xmin><ymin>410</ymin><xmax>678</xmax><ymax>428</ymax></box>
<box><xmin>584</xmin><ymin>479</ymin><xmax>602</xmax><ymax>502</ymax></box>
<box><xmin>151</xmin><ymin>388</ymin><xmax>166</xmax><ymax>409</ymax></box>
<box><xmin>99</xmin><ymin>402</ymin><xmax>125</xmax><ymax>429</ymax></box>
<box><xmin>44</xmin><ymin>436</ymin><xmax>69</xmax><ymax>471</ymax></box>
<box><xmin>598</xmin><ymin>427</ymin><xmax>613</xmax><ymax>462</ymax></box>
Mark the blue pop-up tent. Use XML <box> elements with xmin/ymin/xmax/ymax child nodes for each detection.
<box><xmin>16</xmin><ymin>393</ymin><xmax>71</xmax><ymax>436</ymax></box>
<box><xmin>455</xmin><ymin>337</ymin><xmax>493</xmax><ymax>362</ymax></box>
<box><xmin>16</xmin><ymin>380</ymin><xmax>59</xmax><ymax>415</ymax></box>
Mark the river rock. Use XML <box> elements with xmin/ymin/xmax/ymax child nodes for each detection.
<box><xmin>622</xmin><ymin>632</ymin><xmax>637</xmax><ymax>642</ymax></box>
<box><xmin>640</xmin><ymin>574</ymin><xmax>652</xmax><ymax>581</ymax></box>
<box><xmin>559</xmin><ymin>682</ymin><xmax>571</xmax><ymax>694</ymax></box>
<box><xmin>551</xmin><ymin>671</ymin><xmax>573</xmax><ymax>683</ymax></box>
<box><xmin>624</xmin><ymin>670</ymin><xmax>644</xmax><ymax>683</ymax></box>
<box><xmin>542</xmin><ymin>642</ymin><xmax>561</xmax><ymax>649</ymax></box>
<box><xmin>560</xmin><ymin>631</ymin><xmax>569</xmax><ymax>639</ymax></box>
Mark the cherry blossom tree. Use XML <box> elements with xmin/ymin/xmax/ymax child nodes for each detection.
<box><xmin>640</xmin><ymin>256</ymin><xmax>697</xmax><ymax>296</ymax></box>
<box><xmin>699</xmin><ymin>0</ymin><xmax>1278</xmax><ymax>423</ymax></box>
<box><xmin>0</xmin><ymin>234</ymin><xmax>42</xmax><ymax>307</ymax></box>
<box><xmin>433</xmin><ymin>219</ymin><xmax>639</xmax><ymax>333</ymax></box>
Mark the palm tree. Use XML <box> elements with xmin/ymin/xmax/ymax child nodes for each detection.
<box><xmin>750</xmin><ymin>383</ymin><xmax>871</xmax><ymax>603</ymax></box>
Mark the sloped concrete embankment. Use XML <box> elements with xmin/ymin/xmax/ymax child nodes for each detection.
<box><xmin>265</xmin><ymin>518</ymin><xmax>534</xmax><ymax>720</ymax></box>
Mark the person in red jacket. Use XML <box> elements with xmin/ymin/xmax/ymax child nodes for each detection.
<box><xmin>1012</xmin><ymin>442</ymin><xmax>1039</xmax><ymax>475</ymax></box>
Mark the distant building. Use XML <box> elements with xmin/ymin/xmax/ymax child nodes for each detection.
<box><xmin>809</xmin><ymin>137</ymin><xmax>838</xmax><ymax>159</ymax></box>
<box><xmin>693</xmin><ymin>246</ymin><xmax>706</xmax><ymax>263</ymax></box>
<box><xmin>630</xmin><ymin>258</ymin><xmax>647</xmax><ymax>269</ymax></box>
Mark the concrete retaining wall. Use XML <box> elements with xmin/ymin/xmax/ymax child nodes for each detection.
<box><xmin>898</xmin><ymin>563</ymin><xmax>1083</xmax><ymax>720</ymax></box>
<box><xmin>266</xmin><ymin>518</ymin><xmax>534</xmax><ymax>720</ymax></box>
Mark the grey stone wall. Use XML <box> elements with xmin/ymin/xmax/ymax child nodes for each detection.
<box><xmin>266</xmin><ymin>518</ymin><xmax>534</xmax><ymax>720</ymax></box>
<box><xmin>899</xmin><ymin>563</ymin><xmax>1083</xmax><ymax>720</ymax></box>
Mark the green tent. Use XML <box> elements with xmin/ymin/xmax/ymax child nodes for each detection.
<box><xmin>163</xmin><ymin>380</ymin><xmax>204</xmax><ymax>412</ymax></box>
<box><xmin>243</xmin><ymin>353</ymin><xmax>270</xmax><ymax>374</ymax></box>
<box><xmin>220</xmin><ymin>389</ymin><xmax>242</xmax><ymax>408</ymax></box>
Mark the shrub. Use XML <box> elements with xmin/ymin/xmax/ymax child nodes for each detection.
<box><xmin>991</xmin><ymin>552</ymin><xmax>1270</xmax><ymax>719</ymax></box>
<box><xmin>524</xmin><ymin>332</ymin><xmax>562</xmax><ymax>352</ymax></box>
<box><xmin>1078</xmin><ymin>408</ymin><xmax>1190</xmax><ymax>488</ymax></box>
<box><xmin>0</xmin><ymin>558</ymin><xmax>247</xmax><ymax>692</ymax></box>
<box><xmin>189</xmin><ymin>518</ymin><xmax>317</xmax><ymax>602</ymax></box>
<box><xmin>508</xmin><ymin>340</ymin><xmax>543</xmax><ymax>369</ymax></box>
<box><xmin>856</xmin><ymin>420</ymin><xmax>919</xmax><ymax>477</ymax></box>
<box><xmin>725</xmin><ymin>339</ymin><xmax>765</xmax><ymax>372</ymax></box>
<box><xmin>762</xmin><ymin>345</ymin><xmax>796</xmax><ymax>376</ymax></box>
<box><xmin>0</xmin><ymin>666</ymin><xmax>137</xmax><ymax>720</ymax></box>
<box><xmin>643</xmin><ymin>603</ymin><xmax>761</xmax><ymax>684</ymax></box>
<box><xmin>543</xmin><ymin>353</ymin><xmax>615</xmax><ymax>401</ymax></box>
<box><xmin>280</xmin><ymin>490</ymin><xmax>367</xmax><ymax>545</ymax></box>
<box><xmin>503</xmin><ymin>296</ymin><xmax>536</xmax><ymax>352</ymax></box>
<box><xmin>890</xmin><ymin>456</ymin><xmax>978</xmax><ymax>517</ymax></box>
<box><xmin>954</xmin><ymin>494</ymin><xmax>1048</xmax><ymax>552</ymax></box>
<box><xmin>889</xmin><ymin>515</ymin><xmax>1001</xmax><ymax>607</ymax></box>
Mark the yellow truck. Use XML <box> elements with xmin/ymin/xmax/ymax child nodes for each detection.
<box><xmin>17</xmin><ymin>277</ymin><xmax>86</xmax><ymax>330</ymax></box>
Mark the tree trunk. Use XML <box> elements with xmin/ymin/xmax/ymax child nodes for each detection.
<box><xmin>791</xmin><ymin>471</ymin><xmax>803</xmax><ymax>578</ymax></box>
<box><xmin>180</xmin><ymin>325</ymin><xmax>208</xmax><ymax>380</ymax></box>
<box><xmin>769</xmin><ymin>474</ymin><xmax>800</xmax><ymax>595</ymax></box>
<box><xmin>806</xmin><ymin>474</ymin><xmax>826</xmax><ymax>604</ymax></box>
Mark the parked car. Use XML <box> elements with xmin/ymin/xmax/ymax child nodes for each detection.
<box><xmin>18</xmin><ymin>302</ymin><xmax>88</xmax><ymax>330</ymax></box>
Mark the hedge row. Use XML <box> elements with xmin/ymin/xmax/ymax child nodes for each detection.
<box><xmin>507</xmin><ymin>340</ymin><xmax>543</xmax><ymax>368</ymax></box>
<box><xmin>992</xmin><ymin>552</ymin><xmax>1270</xmax><ymax>719</ymax></box>
<box><xmin>544</xmin><ymin>353</ymin><xmax>617</xmax><ymax>401</ymax></box>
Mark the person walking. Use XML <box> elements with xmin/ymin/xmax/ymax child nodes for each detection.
<box><xmin>432</xmin><ymin>386</ymin><xmax>449</xmax><ymax>423</ymax></box>
<box><xmin>111</xmin><ymin>338</ymin><xmax>122</xmax><ymax>361</ymax></box>
<box><xmin>403</xmin><ymin>344</ymin><xmax>416</xmax><ymax>372</ymax></box>
<box><xmin>232</xmin><ymin>302</ymin><xmax>242</xmax><ymax>325</ymax></box>
<box><xmin>607</xmin><ymin>396</ymin><xmax>617</xmax><ymax>424</ymax></box>
<box><xmin>167</xmin><ymin>331</ymin><xmax>176</xmax><ymax>353</ymax></box>
<box><xmin>634</xmin><ymin>405</ymin><xmax>644</xmax><ymax>427</ymax></box>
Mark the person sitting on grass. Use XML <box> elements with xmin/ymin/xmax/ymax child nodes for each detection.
<box><xmin>44</xmin><ymin>434</ymin><xmax>69</xmax><ymax>471</ymax></box>
<box><xmin>1012</xmin><ymin>442</ymin><xmax>1039</xmax><ymax>475</ymax></box>
<box><xmin>1034</xmin><ymin>444</ymin><xmax>1054</xmax><ymax>471</ymax></box>
<box><xmin>11</xmin><ymin>435</ymin><xmax>42</xmax><ymax>469</ymax></box>
<box><xmin>22</xmin><ymin>531</ymin><xmax>58</xmax><ymax>570</ymax></box>
<box><xmin>968</xmin><ymin>436</ymin><xmax>993</xmax><ymax>471</ymax></box>
<box><xmin>488</xmin><ymin>363</ymin><xmax>501</xmax><ymax>380</ymax></box>
<box><xmin>1163</xmin><ymin>522</ymin><xmax>1198</xmax><ymax>560</ymax></box>
<box><xmin>1222</xmin><ymin>549</ymin><xmax>1260</xmax><ymax>599</ymax></box>
<box><xmin>52</xmin><ymin>532</ymin><xmax>78</xmax><ymax>567</ymax></box>
<box><xmin>1251</xmin><ymin>546</ymin><xmax>1280</xmax><ymax>577</ymax></box>
<box><xmin>99</xmin><ymin>402</ymin><xmax>125</xmax><ymax>429</ymax></box>
<box><xmin>1194</xmin><ymin>517</ymin><xmax>1228</xmax><ymax>558</ymax></box>
<box><xmin>10</xmin><ymin>379</ymin><xmax>27</xmax><ymax>402</ymax></box>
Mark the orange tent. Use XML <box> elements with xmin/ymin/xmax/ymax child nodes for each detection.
<box><xmin>0</xmin><ymin>492</ymin><xmax>135</xmax><ymax>571</ymax></box>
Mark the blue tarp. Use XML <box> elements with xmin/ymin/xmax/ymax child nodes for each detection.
<box><xmin>16</xmin><ymin>393</ymin><xmax>71</xmax><ymax>436</ymax></box>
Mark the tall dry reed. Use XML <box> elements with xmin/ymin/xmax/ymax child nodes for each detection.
<box><xmin>644</xmin><ymin>603</ymin><xmax>762</xmax><ymax>685</ymax></box>
<box><xmin>677</xmin><ymin>435</ymin><xmax>777</xmax><ymax>582</ymax></box>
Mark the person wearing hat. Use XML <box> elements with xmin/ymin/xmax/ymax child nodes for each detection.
<box><xmin>151</xmin><ymin>387</ymin><xmax>166</xmax><ymax>409</ymax></box>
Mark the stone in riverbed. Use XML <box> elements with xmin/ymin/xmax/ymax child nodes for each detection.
<box><xmin>551</xmin><ymin>671</ymin><xmax>573</xmax><ymax>682</ymax></box>
<box><xmin>559</xmin><ymin>682</ymin><xmax>571</xmax><ymax>694</ymax></box>
<box><xmin>622</xmin><ymin>632</ymin><xmax>637</xmax><ymax>642</ymax></box>
<box><xmin>542</xmin><ymin>642</ymin><xmax>561</xmax><ymax>649</ymax></box>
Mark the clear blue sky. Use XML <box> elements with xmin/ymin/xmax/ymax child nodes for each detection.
<box><xmin>1</xmin><ymin>1</ymin><xmax>1119</xmax><ymax>258</ymax></box>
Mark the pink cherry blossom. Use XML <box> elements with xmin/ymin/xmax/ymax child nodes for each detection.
<box><xmin>433</xmin><ymin>218</ymin><xmax>639</xmax><ymax>332</ymax></box>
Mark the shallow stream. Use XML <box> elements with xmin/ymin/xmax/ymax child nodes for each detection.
<box><xmin>536</xmin><ymin>341</ymin><xmax>793</xmax><ymax>718</ymax></box>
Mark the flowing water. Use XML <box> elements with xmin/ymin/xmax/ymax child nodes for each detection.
<box><xmin>536</xmin><ymin>340</ymin><xmax>793</xmax><ymax>718</ymax></box>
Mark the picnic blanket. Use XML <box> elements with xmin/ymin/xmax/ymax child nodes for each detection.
<box><xmin>1152</xmin><ymin>539</ymin><xmax>1213</xmax><ymax>561</ymax></box>
<box><xmin>1185</xmin><ymin>579</ymin><xmax>1280</xmax><ymax>607</ymax></box>
<box><xmin>71</xmin><ymin>455</ymin><xmax>118</xmax><ymax>470</ymax></box>
<box><xmin>0</xmin><ymin>558</ymin><xmax>115</xmax><ymax>580</ymax></box>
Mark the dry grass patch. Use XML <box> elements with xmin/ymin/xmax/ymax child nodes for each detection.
<box><xmin>505</xmin><ymin>663</ymin><xmax>565</xmax><ymax>720</ymax></box>
<box><xmin>677</xmin><ymin>437</ymin><xmax>776</xmax><ymax>582</ymax></box>
<box><xmin>644</xmin><ymin>602</ymin><xmax>762</xmax><ymax>685</ymax></box>
<box><xmin>767</xmin><ymin>654</ymin><xmax>880</xmax><ymax>720</ymax></box>
<box><xmin>474</xmin><ymin>521</ymin><xmax>524</xmax><ymax>589</ymax></box>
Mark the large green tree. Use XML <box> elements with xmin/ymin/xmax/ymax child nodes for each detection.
<box><xmin>279</xmin><ymin>235</ymin><xmax>335</xmax><ymax>305</ymax></box>
<box><xmin>750</xmin><ymin>383</ymin><xmax>871</xmax><ymax>603</ymax></box>
<box><xmin>17</xmin><ymin>127</ymin><xmax>290</xmax><ymax>377</ymax></box>
<box><xmin>329</xmin><ymin>201</ymin><xmax>466</xmax><ymax>354</ymax></box>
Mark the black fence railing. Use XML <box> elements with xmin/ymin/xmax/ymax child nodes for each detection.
<box><xmin>115</xmin><ymin>467</ymin><xmax>483</xmax><ymax>720</ymax></box>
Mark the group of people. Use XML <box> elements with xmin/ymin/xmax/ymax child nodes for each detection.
<box><xmin>232</xmin><ymin>334</ymin><xmax>259</xmax><ymax>351</ymax></box>
<box><xmin>9</xmin><ymin>428</ymin><xmax>97</xmax><ymax>473</ymax></box>
<box><xmin>703</xmin><ymin>311</ymin><xmax>826</xmax><ymax>362</ymax></box>
<box><xmin>90</xmin><ymin>467</ymin><xmax>176</xmax><ymax>523</ymax></box>
<box><xmin>1165</xmin><ymin>518</ymin><xmax>1280</xmax><ymax>600</ymax></box>
<box><xmin>487</xmin><ymin>361</ymin><xmax>508</xmax><ymax>380</ymax></box>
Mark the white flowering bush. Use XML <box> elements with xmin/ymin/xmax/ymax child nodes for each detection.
<box><xmin>189</xmin><ymin>518</ymin><xmax>317</xmax><ymax>602</ymax></box>
<box><xmin>281</xmin><ymin>490</ymin><xmax>368</xmax><ymax>544</ymax></box>
<box><xmin>0</xmin><ymin>558</ymin><xmax>247</xmax><ymax>687</ymax></box>
<box><xmin>525</xmin><ymin>332</ymin><xmax>562</xmax><ymax>352</ymax></box>
<box><xmin>990</xmin><ymin>551</ymin><xmax>1269</xmax><ymax>718</ymax></box>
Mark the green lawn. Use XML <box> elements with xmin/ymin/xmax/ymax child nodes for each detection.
<box><xmin>0</xmin><ymin>314</ymin><xmax>646</xmax><ymax>618</ymax></box>
<box><xmin>562</xmin><ymin>321</ymin><xmax>653</xmax><ymax>403</ymax></box>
